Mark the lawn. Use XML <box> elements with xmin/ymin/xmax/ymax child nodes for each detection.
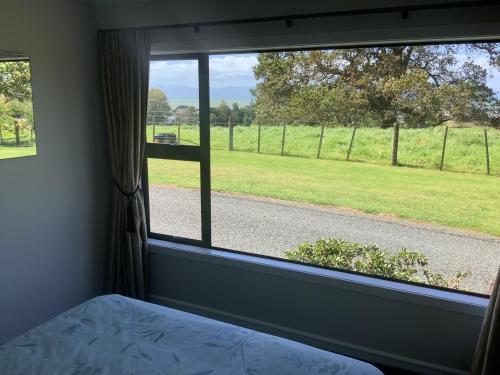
<box><xmin>147</xmin><ymin>124</ymin><xmax>500</xmax><ymax>176</ymax></box>
<box><xmin>0</xmin><ymin>130</ymin><xmax>37</xmax><ymax>160</ymax></box>
<box><xmin>148</xmin><ymin>149</ymin><xmax>500</xmax><ymax>237</ymax></box>
<box><xmin>0</xmin><ymin>145</ymin><xmax>36</xmax><ymax>159</ymax></box>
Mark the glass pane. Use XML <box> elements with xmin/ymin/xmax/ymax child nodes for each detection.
<box><xmin>0</xmin><ymin>53</ymin><xmax>37</xmax><ymax>160</ymax></box>
<box><xmin>148</xmin><ymin>159</ymin><xmax>201</xmax><ymax>240</ymax></box>
<box><xmin>208</xmin><ymin>47</ymin><xmax>500</xmax><ymax>295</ymax></box>
<box><xmin>147</xmin><ymin>59</ymin><xmax>199</xmax><ymax>145</ymax></box>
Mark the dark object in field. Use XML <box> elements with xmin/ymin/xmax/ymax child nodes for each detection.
<box><xmin>154</xmin><ymin>133</ymin><xmax>177</xmax><ymax>144</ymax></box>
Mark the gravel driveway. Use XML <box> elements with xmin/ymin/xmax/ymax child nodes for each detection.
<box><xmin>149</xmin><ymin>185</ymin><xmax>500</xmax><ymax>294</ymax></box>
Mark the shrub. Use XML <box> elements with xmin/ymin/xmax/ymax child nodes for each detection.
<box><xmin>284</xmin><ymin>238</ymin><xmax>470</xmax><ymax>290</ymax></box>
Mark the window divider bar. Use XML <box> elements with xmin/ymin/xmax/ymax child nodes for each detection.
<box><xmin>199</xmin><ymin>54</ymin><xmax>212</xmax><ymax>245</ymax></box>
<box><xmin>145</xmin><ymin>143</ymin><xmax>202</xmax><ymax>161</ymax></box>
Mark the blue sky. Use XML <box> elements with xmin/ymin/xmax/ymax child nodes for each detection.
<box><xmin>149</xmin><ymin>49</ymin><xmax>500</xmax><ymax>108</ymax></box>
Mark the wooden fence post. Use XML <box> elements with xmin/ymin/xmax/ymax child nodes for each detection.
<box><xmin>257</xmin><ymin>124</ymin><xmax>261</xmax><ymax>153</ymax></box>
<box><xmin>280</xmin><ymin>124</ymin><xmax>287</xmax><ymax>156</ymax></box>
<box><xmin>440</xmin><ymin>126</ymin><xmax>449</xmax><ymax>171</ymax></box>
<box><xmin>346</xmin><ymin>125</ymin><xmax>357</xmax><ymax>160</ymax></box>
<box><xmin>152</xmin><ymin>123</ymin><xmax>156</xmax><ymax>142</ymax></box>
<box><xmin>484</xmin><ymin>128</ymin><xmax>490</xmax><ymax>175</ymax></box>
<box><xmin>228</xmin><ymin>115</ymin><xmax>234</xmax><ymax>151</ymax></box>
<box><xmin>0</xmin><ymin>124</ymin><xmax>3</xmax><ymax>144</ymax></box>
<box><xmin>392</xmin><ymin>124</ymin><xmax>400</xmax><ymax>166</ymax></box>
<box><xmin>317</xmin><ymin>124</ymin><xmax>325</xmax><ymax>159</ymax></box>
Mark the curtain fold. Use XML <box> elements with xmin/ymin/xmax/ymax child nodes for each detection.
<box><xmin>99</xmin><ymin>30</ymin><xmax>150</xmax><ymax>299</ymax></box>
<box><xmin>471</xmin><ymin>266</ymin><xmax>500</xmax><ymax>375</ymax></box>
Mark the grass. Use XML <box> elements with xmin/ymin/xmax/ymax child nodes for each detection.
<box><xmin>0</xmin><ymin>130</ymin><xmax>37</xmax><ymax>160</ymax></box>
<box><xmin>148</xmin><ymin>149</ymin><xmax>500</xmax><ymax>237</ymax></box>
<box><xmin>0</xmin><ymin>145</ymin><xmax>36</xmax><ymax>159</ymax></box>
<box><xmin>147</xmin><ymin>124</ymin><xmax>500</xmax><ymax>176</ymax></box>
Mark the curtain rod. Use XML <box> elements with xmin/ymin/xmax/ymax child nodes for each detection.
<box><xmin>100</xmin><ymin>1</ymin><xmax>497</xmax><ymax>32</ymax></box>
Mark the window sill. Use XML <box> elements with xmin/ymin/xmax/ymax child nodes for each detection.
<box><xmin>148</xmin><ymin>238</ymin><xmax>488</xmax><ymax>317</ymax></box>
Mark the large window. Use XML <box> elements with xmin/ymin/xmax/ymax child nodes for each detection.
<box><xmin>145</xmin><ymin>43</ymin><xmax>500</xmax><ymax>296</ymax></box>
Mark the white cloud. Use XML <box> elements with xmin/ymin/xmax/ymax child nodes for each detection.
<box><xmin>209</xmin><ymin>54</ymin><xmax>258</xmax><ymax>88</ymax></box>
<box><xmin>150</xmin><ymin>60</ymin><xmax>199</xmax><ymax>88</ymax></box>
<box><xmin>149</xmin><ymin>54</ymin><xmax>258</xmax><ymax>89</ymax></box>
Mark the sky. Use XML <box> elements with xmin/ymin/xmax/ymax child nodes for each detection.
<box><xmin>149</xmin><ymin>48</ymin><xmax>500</xmax><ymax>108</ymax></box>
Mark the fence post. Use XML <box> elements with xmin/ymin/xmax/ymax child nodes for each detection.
<box><xmin>152</xmin><ymin>123</ymin><xmax>156</xmax><ymax>142</ymax></box>
<box><xmin>440</xmin><ymin>126</ymin><xmax>449</xmax><ymax>171</ymax></box>
<box><xmin>484</xmin><ymin>128</ymin><xmax>490</xmax><ymax>175</ymax></box>
<box><xmin>317</xmin><ymin>124</ymin><xmax>325</xmax><ymax>159</ymax></box>
<box><xmin>392</xmin><ymin>124</ymin><xmax>400</xmax><ymax>166</ymax></box>
<box><xmin>346</xmin><ymin>125</ymin><xmax>357</xmax><ymax>160</ymax></box>
<box><xmin>280</xmin><ymin>124</ymin><xmax>287</xmax><ymax>156</ymax></box>
<box><xmin>0</xmin><ymin>124</ymin><xmax>3</xmax><ymax>144</ymax></box>
<box><xmin>257</xmin><ymin>124</ymin><xmax>261</xmax><ymax>153</ymax></box>
<box><xmin>177</xmin><ymin>121</ymin><xmax>181</xmax><ymax>144</ymax></box>
<box><xmin>228</xmin><ymin>115</ymin><xmax>234</xmax><ymax>151</ymax></box>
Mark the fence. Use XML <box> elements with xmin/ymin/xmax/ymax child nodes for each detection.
<box><xmin>146</xmin><ymin>116</ymin><xmax>499</xmax><ymax>176</ymax></box>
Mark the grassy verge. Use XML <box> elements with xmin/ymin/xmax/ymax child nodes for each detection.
<box><xmin>0</xmin><ymin>145</ymin><xmax>36</xmax><ymax>159</ymax></box>
<box><xmin>0</xmin><ymin>130</ymin><xmax>37</xmax><ymax>160</ymax></box>
<box><xmin>147</xmin><ymin>124</ymin><xmax>500</xmax><ymax>176</ymax></box>
<box><xmin>148</xmin><ymin>149</ymin><xmax>500</xmax><ymax>237</ymax></box>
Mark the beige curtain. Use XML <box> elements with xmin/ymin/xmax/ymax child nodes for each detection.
<box><xmin>99</xmin><ymin>30</ymin><xmax>150</xmax><ymax>299</ymax></box>
<box><xmin>471</xmin><ymin>266</ymin><xmax>500</xmax><ymax>375</ymax></box>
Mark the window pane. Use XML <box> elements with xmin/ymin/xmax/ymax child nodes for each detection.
<box><xmin>147</xmin><ymin>59</ymin><xmax>199</xmax><ymax>145</ymax></box>
<box><xmin>208</xmin><ymin>47</ymin><xmax>500</xmax><ymax>295</ymax></box>
<box><xmin>0</xmin><ymin>55</ymin><xmax>37</xmax><ymax>160</ymax></box>
<box><xmin>148</xmin><ymin>159</ymin><xmax>201</xmax><ymax>240</ymax></box>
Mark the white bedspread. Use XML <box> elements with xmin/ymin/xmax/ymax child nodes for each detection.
<box><xmin>0</xmin><ymin>295</ymin><xmax>383</xmax><ymax>375</ymax></box>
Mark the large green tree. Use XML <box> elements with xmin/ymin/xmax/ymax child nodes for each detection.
<box><xmin>253</xmin><ymin>44</ymin><xmax>500</xmax><ymax>128</ymax></box>
<box><xmin>147</xmin><ymin>88</ymin><xmax>171</xmax><ymax>116</ymax></box>
<box><xmin>0</xmin><ymin>61</ymin><xmax>32</xmax><ymax>102</ymax></box>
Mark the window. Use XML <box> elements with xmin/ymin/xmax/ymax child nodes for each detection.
<box><xmin>0</xmin><ymin>52</ymin><xmax>37</xmax><ymax>160</ymax></box>
<box><xmin>145</xmin><ymin>43</ymin><xmax>500</xmax><ymax>296</ymax></box>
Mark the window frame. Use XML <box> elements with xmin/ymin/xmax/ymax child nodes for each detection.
<box><xmin>144</xmin><ymin>53</ymin><xmax>211</xmax><ymax>247</ymax></box>
<box><xmin>143</xmin><ymin>40</ymin><xmax>499</xmax><ymax>298</ymax></box>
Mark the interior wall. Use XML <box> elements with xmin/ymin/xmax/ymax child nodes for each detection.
<box><xmin>0</xmin><ymin>0</ymin><xmax>109</xmax><ymax>344</ymax></box>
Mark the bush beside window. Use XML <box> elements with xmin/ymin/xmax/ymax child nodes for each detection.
<box><xmin>284</xmin><ymin>238</ymin><xmax>470</xmax><ymax>290</ymax></box>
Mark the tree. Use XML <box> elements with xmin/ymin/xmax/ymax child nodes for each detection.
<box><xmin>214</xmin><ymin>101</ymin><xmax>231</xmax><ymax>125</ymax></box>
<box><xmin>0</xmin><ymin>61</ymin><xmax>32</xmax><ymax>102</ymax></box>
<box><xmin>174</xmin><ymin>105</ymin><xmax>198</xmax><ymax>124</ymax></box>
<box><xmin>2</xmin><ymin>100</ymin><xmax>33</xmax><ymax>146</ymax></box>
<box><xmin>253</xmin><ymin>44</ymin><xmax>500</xmax><ymax>128</ymax></box>
<box><xmin>147</xmin><ymin>88</ymin><xmax>171</xmax><ymax>117</ymax></box>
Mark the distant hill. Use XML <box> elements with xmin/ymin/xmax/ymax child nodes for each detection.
<box><xmin>151</xmin><ymin>84</ymin><xmax>254</xmax><ymax>108</ymax></box>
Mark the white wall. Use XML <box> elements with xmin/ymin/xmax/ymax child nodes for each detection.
<box><xmin>0</xmin><ymin>0</ymin><xmax>109</xmax><ymax>344</ymax></box>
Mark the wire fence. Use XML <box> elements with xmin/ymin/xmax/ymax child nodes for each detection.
<box><xmin>146</xmin><ymin>115</ymin><xmax>500</xmax><ymax>176</ymax></box>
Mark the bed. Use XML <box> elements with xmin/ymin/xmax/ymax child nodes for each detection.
<box><xmin>0</xmin><ymin>294</ymin><xmax>383</xmax><ymax>374</ymax></box>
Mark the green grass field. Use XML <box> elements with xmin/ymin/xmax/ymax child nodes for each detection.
<box><xmin>147</xmin><ymin>124</ymin><xmax>500</xmax><ymax>176</ymax></box>
<box><xmin>0</xmin><ymin>130</ymin><xmax>37</xmax><ymax>160</ymax></box>
<box><xmin>0</xmin><ymin>145</ymin><xmax>36</xmax><ymax>159</ymax></box>
<box><xmin>149</xmin><ymin>149</ymin><xmax>500</xmax><ymax>237</ymax></box>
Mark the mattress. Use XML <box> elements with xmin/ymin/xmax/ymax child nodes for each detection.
<box><xmin>0</xmin><ymin>294</ymin><xmax>383</xmax><ymax>375</ymax></box>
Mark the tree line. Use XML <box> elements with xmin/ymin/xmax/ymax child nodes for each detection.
<box><xmin>149</xmin><ymin>43</ymin><xmax>500</xmax><ymax>129</ymax></box>
<box><xmin>147</xmin><ymin>88</ymin><xmax>256</xmax><ymax>126</ymax></box>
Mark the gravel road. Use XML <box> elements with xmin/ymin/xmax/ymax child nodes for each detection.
<box><xmin>150</xmin><ymin>185</ymin><xmax>500</xmax><ymax>294</ymax></box>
